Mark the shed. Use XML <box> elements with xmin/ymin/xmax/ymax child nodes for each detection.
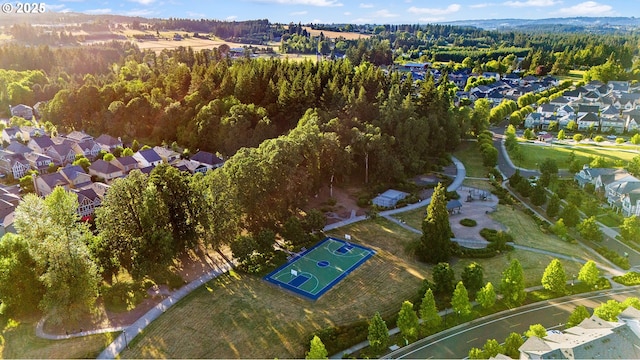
<box><xmin>372</xmin><ymin>189</ymin><xmax>409</xmax><ymax>208</ymax></box>
<box><xmin>446</xmin><ymin>199</ymin><xmax>463</xmax><ymax>214</ymax></box>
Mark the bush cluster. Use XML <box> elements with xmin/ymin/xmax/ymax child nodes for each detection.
<box><xmin>460</xmin><ymin>218</ymin><xmax>477</xmax><ymax>227</ymax></box>
<box><xmin>613</xmin><ymin>272</ymin><xmax>640</xmax><ymax>286</ymax></box>
<box><xmin>595</xmin><ymin>247</ymin><xmax>631</xmax><ymax>270</ymax></box>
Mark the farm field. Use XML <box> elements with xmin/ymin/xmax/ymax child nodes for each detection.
<box><xmin>509</xmin><ymin>142</ymin><xmax>637</xmax><ymax>170</ymax></box>
<box><xmin>302</xmin><ymin>26</ymin><xmax>371</xmax><ymax>40</ymax></box>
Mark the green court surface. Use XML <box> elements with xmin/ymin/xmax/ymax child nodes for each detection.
<box><xmin>264</xmin><ymin>237</ymin><xmax>375</xmax><ymax>300</ymax></box>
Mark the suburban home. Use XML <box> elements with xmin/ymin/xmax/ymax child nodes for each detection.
<box><xmin>556</xmin><ymin>104</ymin><xmax>574</xmax><ymax>118</ymax></box>
<box><xmin>46</xmin><ymin>142</ymin><xmax>77</xmax><ymax>166</ymax></box>
<box><xmin>6</xmin><ymin>141</ymin><xmax>33</xmax><ymax>155</ymax></box>
<box><xmin>72</xmin><ymin>139</ymin><xmax>102</xmax><ymax>160</ymax></box>
<box><xmin>33</xmin><ymin>172</ymin><xmax>70</xmax><ymax>196</ymax></box>
<box><xmin>594</xmin><ymin>170</ymin><xmax>632</xmax><ymax>191</ymax></box>
<box><xmin>27</xmin><ymin>135</ymin><xmax>55</xmax><ymax>153</ymax></box>
<box><xmin>537</xmin><ymin>104</ymin><xmax>557</xmax><ymax>117</ymax></box>
<box><xmin>172</xmin><ymin>159</ymin><xmax>203</xmax><ymax>174</ymax></box>
<box><xmin>609</xmin><ymin>80</ymin><xmax>630</xmax><ymax>94</ymax></box>
<box><xmin>0</xmin><ymin>185</ymin><xmax>20</xmax><ymax>236</ymax></box>
<box><xmin>95</xmin><ymin>134</ymin><xmax>123</xmax><ymax>152</ymax></box>
<box><xmin>9</xmin><ymin>104</ymin><xmax>33</xmax><ymax>120</ymax></box>
<box><xmin>600</xmin><ymin>116</ymin><xmax>626</xmax><ymax>134</ymax></box>
<box><xmin>562</xmin><ymin>89</ymin><xmax>581</xmax><ymax>102</ymax></box>
<box><xmin>574</xmin><ymin>166</ymin><xmax>624</xmax><ymax>189</ymax></box>
<box><xmin>64</xmin><ymin>130</ymin><xmax>94</xmax><ymax>143</ymax></box>
<box><xmin>518</xmin><ymin>311</ymin><xmax>640</xmax><ymax>360</ymax></box>
<box><xmin>88</xmin><ymin>159</ymin><xmax>124</xmax><ymax>183</ymax></box>
<box><xmin>59</xmin><ymin>165</ymin><xmax>92</xmax><ymax>188</ymax></box>
<box><xmin>110</xmin><ymin>155</ymin><xmax>139</xmax><ymax>173</ymax></box>
<box><xmin>600</xmin><ymin>105</ymin><xmax>620</xmax><ymax>118</ymax></box>
<box><xmin>576</xmin><ymin>104</ymin><xmax>600</xmax><ymax>118</ymax></box>
<box><xmin>613</xmin><ymin>93</ymin><xmax>640</xmax><ymax>110</ymax></box>
<box><xmin>72</xmin><ymin>187</ymin><xmax>102</xmax><ymax>218</ymax></box>
<box><xmin>190</xmin><ymin>150</ymin><xmax>224</xmax><ymax>169</ymax></box>
<box><xmin>621</xmin><ymin>190</ymin><xmax>640</xmax><ymax>217</ymax></box>
<box><xmin>0</xmin><ymin>152</ymin><xmax>31</xmax><ymax>179</ymax></box>
<box><xmin>625</xmin><ymin>109</ymin><xmax>640</xmax><ymax>132</ymax></box>
<box><xmin>133</xmin><ymin>148</ymin><xmax>163</xmax><ymax>168</ymax></box>
<box><xmin>605</xmin><ymin>175</ymin><xmax>640</xmax><ymax>211</ymax></box>
<box><xmin>1</xmin><ymin>127</ymin><xmax>21</xmax><ymax>144</ymax></box>
<box><xmin>576</xmin><ymin>112</ymin><xmax>600</xmax><ymax>131</ymax></box>
<box><xmin>24</xmin><ymin>152</ymin><xmax>53</xmax><ymax>174</ymax></box>
<box><xmin>524</xmin><ymin>113</ymin><xmax>543</xmax><ymax>129</ymax></box>
<box><xmin>582</xmin><ymin>90</ymin><xmax>601</xmax><ymax>104</ymax></box>
<box><xmin>18</xmin><ymin>126</ymin><xmax>45</xmax><ymax>142</ymax></box>
<box><xmin>153</xmin><ymin>146</ymin><xmax>181</xmax><ymax>163</ymax></box>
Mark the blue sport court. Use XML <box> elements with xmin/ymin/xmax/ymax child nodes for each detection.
<box><xmin>264</xmin><ymin>237</ymin><xmax>375</xmax><ymax>300</ymax></box>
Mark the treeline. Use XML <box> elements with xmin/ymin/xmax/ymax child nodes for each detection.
<box><xmin>151</xmin><ymin>18</ymin><xmax>280</xmax><ymax>43</ymax></box>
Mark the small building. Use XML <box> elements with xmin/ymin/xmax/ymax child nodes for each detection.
<box><xmin>372</xmin><ymin>189</ymin><xmax>409</xmax><ymax>208</ymax></box>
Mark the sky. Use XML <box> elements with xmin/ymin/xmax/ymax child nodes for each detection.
<box><xmin>46</xmin><ymin>0</ymin><xmax>640</xmax><ymax>24</ymax></box>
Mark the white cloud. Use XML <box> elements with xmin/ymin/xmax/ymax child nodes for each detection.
<box><xmin>46</xmin><ymin>4</ymin><xmax>69</xmax><ymax>11</ymax></box>
<box><xmin>557</xmin><ymin>1</ymin><xmax>615</xmax><ymax>16</ymax></box>
<box><xmin>252</xmin><ymin>0</ymin><xmax>343</xmax><ymax>6</ymax></box>
<box><xmin>290</xmin><ymin>10</ymin><xmax>308</xmax><ymax>15</ymax></box>
<box><xmin>407</xmin><ymin>4</ymin><xmax>461</xmax><ymax>15</ymax></box>
<box><xmin>503</xmin><ymin>0</ymin><xmax>560</xmax><ymax>7</ymax></box>
<box><xmin>352</xmin><ymin>17</ymin><xmax>373</xmax><ymax>23</ymax></box>
<box><xmin>373</xmin><ymin>9</ymin><xmax>399</xmax><ymax>18</ymax></box>
<box><xmin>343</xmin><ymin>11</ymin><xmax>351</xmax><ymax>15</ymax></box>
<box><xmin>124</xmin><ymin>8</ymin><xmax>157</xmax><ymax>16</ymax></box>
<box><xmin>419</xmin><ymin>17</ymin><xmax>445</xmax><ymax>22</ymax></box>
<box><xmin>128</xmin><ymin>0</ymin><xmax>156</xmax><ymax>5</ymax></box>
<box><xmin>470</xmin><ymin>3</ymin><xmax>495</xmax><ymax>8</ymax></box>
<box><xmin>85</xmin><ymin>8</ymin><xmax>112</xmax><ymax>14</ymax></box>
<box><xmin>360</xmin><ymin>3</ymin><xmax>374</xmax><ymax>8</ymax></box>
<box><xmin>225</xmin><ymin>15</ymin><xmax>238</xmax><ymax>20</ymax></box>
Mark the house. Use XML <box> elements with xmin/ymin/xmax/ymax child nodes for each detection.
<box><xmin>0</xmin><ymin>185</ymin><xmax>20</xmax><ymax>236</ymax></box>
<box><xmin>33</xmin><ymin>172</ymin><xmax>70</xmax><ymax>196</ymax></box>
<box><xmin>574</xmin><ymin>166</ymin><xmax>624</xmax><ymax>189</ymax></box>
<box><xmin>621</xmin><ymin>190</ymin><xmax>640</xmax><ymax>217</ymax></box>
<box><xmin>46</xmin><ymin>142</ymin><xmax>76</xmax><ymax>166</ymax></box>
<box><xmin>72</xmin><ymin>187</ymin><xmax>102</xmax><ymax>218</ymax></box>
<box><xmin>27</xmin><ymin>135</ymin><xmax>55</xmax><ymax>154</ymax></box>
<box><xmin>110</xmin><ymin>155</ymin><xmax>139</xmax><ymax>173</ymax></box>
<box><xmin>64</xmin><ymin>130</ymin><xmax>93</xmax><ymax>143</ymax></box>
<box><xmin>88</xmin><ymin>159</ymin><xmax>124</xmax><ymax>183</ymax></box>
<box><xmin>609</xmin><ymin>80</ymin><xmax>630</xmax><ymax>93</ymax></box>
<box><xmin>153</xmin><ymin>146</ymin><xmax>181</xmax><ymax>163</ymax></box>
<box><xmin>6</xmin><ymin>141</ymin><xmax>33</xmax><ymax>155</ymax></box>
<box><xmin>624</xmin><ymin>109</ymin><xmax>640</xmax><ymax>132</ymax></box>
<box><xmin>24</xmin><ymin>152</ymin><xmax>53</xmax><ymax>174</ymax></box>
<box><xmin>518</xmin><ymin>313</ymin><xmax>640</xmax><ymax>360</ymax></box>
<box><xmin>172</xmin><ymin>159</ymin><xmax>204</xmax><ymax>174</ymax></box>
<box><xmin>72</xmin><ymin>139</ymin><xmax>102</xmax><ymax>160</ymax></box>
<box><xmin>605</xmin><ymin>175</ymin><xmax>640</xmax><ymax>211</ymax></box>
<box><xmin>524</xmin><ymin>113</ymin><xmax>543</xmax><ymax>129</ymax></box>
<box><xmin>1</xmin><ymin>127</ymin><xmax>21</xmax><ymax>144</ymax></box>
<box><xmin>18</xmin><ymin>126</ymin><xmax>44</xmax><ymax>141</ymax></box>
<box><xmin>372</xmin><ymin>189</ymin><xmax>409</xmax><ymax>208</ymax></box>
<box><xmin>133</xmin><ymin>148</ymin><xmax>163</xmax><ymax>168</ymax></box>
<box><xmin>59</xmin><ymin>165</ymin><xmax>92</xmax><ymax>188</ymax></box>
<box><xmin>190</xmin><ymin>151</ymin><xmax>224</xmax><ymax>169</ymax></box>
<box><xmin>549</xmin><ymin>96</ymin><xmax>571</xmax><ymax>106</ymax></box>
<box><xmin>556</xmin><ymin>104</ymin><xmax>574</xmax><ymax>118</ymax></box>
<box><xmin>9</xmin><ymin>104</ymin><xmax>33</xmax><ymax>120</ymax></box>
<box><xmin>563</xmin><ymin>89</ymin><xmax>581</xmax><ymax>102</ymax></box>
<box><xmin>95</xmin><ymin>134</ymin><xmax>123</xmax><ymax>152</ymax></box>
<box><xmin>0</xmin><ymin>152</ymin><xmax>31</xmax><ymax>179</ymax></box>
<box><xmin>600</xmin><ymin>105</ymin><xmax>620</xmax><ymax>118</ymax></box>
<box><xmin>594</xmin><ymin>170</ymin><xmax>632</xmax><ymax>191</ymax></box>
<box><xmin>576</xmin><ymin>112</ymin><xmax>600</xmax><ymax>131</ymax></box>
<box><xmin>576</xmin><ymin>104</ymin><xmax>600</xmax><ymax>118</ymax></box>
<box><xmin>401</xmin><ymin>62</ymin><xmax>429</xmax><ymax>71</ymax></box>
<box><xmin>537</xmin><ymin>104</ymin><xmax>557</xmax><ymax>117</ymax></box>
<box><xmin>600</xmin><ymin>116</ymin><xmax>626</xmax><ymax>134</ymax></box>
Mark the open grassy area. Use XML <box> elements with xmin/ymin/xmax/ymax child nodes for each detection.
<box><xmin>556</xmin><ymin>69</ymin><xmax>585</xmax><ymax>83</ymax></box>
<box><xmin>0</xmin><ymin>316</ymin><xmax>116</xmax><ymax>358</ymax></box>
<box><xmin>121</xmin><ymin>218</ymin><xmax>428</xmax><ymax>358</ymax></box>
<box><xmin>508</xmin><ymin>143</ymin><xmax>637</xmax><ymax>170</ymax></box>
<box><xmin>490</xmin><ymin>204</ymin><xmax>592</xmax><ymax>260</ymax></box>
<box><xmin>453</xmin><ymin>140</ymin><xmax>488</xmax><ymax>178</ymax></box>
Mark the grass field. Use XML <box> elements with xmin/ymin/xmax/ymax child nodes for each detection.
<box><xmin>453</xmin><ymin>140</ymin><xmax>488</xmax><ymax>178</ymax></box>
<box><xmin>120</xmin><ymin>218</ymin><xmax>428</xmax><ymax>358</ymax></box>
<box><xmin>508</xmin><ymin>142</ymin><xmax>637</xmax><ymax>170</ymax></box>
<box><xmin>302</xmin><ymin>27</ymin><xmax>371</xmax><ymax>40</ymax></box>
<box><xmin>556</xmin><ymin>69</ymin><xmax>585</xmax><ymax>83</ymax></box>
<box><xmin>0</xmin><ymin>316</ymin><xmax>116</xmax><ymax>358</ymax></box>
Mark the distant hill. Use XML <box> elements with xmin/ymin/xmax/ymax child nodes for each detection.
<box><xmin>440</xmin><ymin>17</ymin><xmax>640</xmax><ymax>32</ymax></box>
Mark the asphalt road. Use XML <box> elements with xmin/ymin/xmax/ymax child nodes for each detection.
<box><xmin>385</xmin><ymin>287</ymin><xmax>640</xmax><ymax>359</ymax></box>
<box><xmin>491</xmin><ymin>125</ymin><xmax>539</xmax><ymax>179</ymax></box>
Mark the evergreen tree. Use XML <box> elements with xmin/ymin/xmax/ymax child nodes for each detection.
<box><xmin>577</xmin><ymin>260</ymin><xmax>599</xmax><ymax>287</ymax></box>
<box><xmin>461</xmin><ymin>262</ymin><xmax>484</xmax><ymax>296</ymax></box>
<box><xmin>419</xmin><ymin>288</ymin><xmax>441</xmax><ymax>334</ymax></box>
<box><xmin>476</xmin><ymin>282</ymin><xmax>496</xmax><ymax>309</ymax></box>
<box><xmin>560</xmin><ymin>204</ymin><xmax>580</xmax><ymax>228</ymax></box>
<box><xmin>501</xmin><ymin>259</ymin><xmax>526</xmax><ymax>307</ymax></box>
<box><xmin>566</xmin><ymin>305</ymin><xmax>590</xmax><ymax>328</ymax></box>
<box><xmin>420</xmin><ymin>183</ymin><xmax>452</xmax><ymax>263</ymax></box>
<box><xmin>306</xmin><ymin>335</ymin><xmax>328</xmax><ymax>359</ymax></box>
<box><xmin>530</xmin><ymin>183</ymin><xmax>547</xmax><ymax>206</ymax></box>
<box><xmin>367</xmin><ymin>312</ymin><xmax>389</xmax><ymax>354</ymax></box>
<box><xmin>541</xmin><ymin>258</ymin><xmax>566</xmax><ymax>295</ymax></box>
<box><xmin>397</xmin><ymin>300</ymin><xmax>420</xmax><ymax>344</ymax></box>
<box><xmin>546</xmin><ymin>194</ymin><xmax>561</xmax><ymax>218</ymax></box>
<box><xmin>433</xmin><ymin>262</ymin><xmax>455</xmax><ymax>296</ymax></box>
<box><xmin>452</xmin><ymin>281</ymin><xmax>472</xmax><ymax>319</ymax></box>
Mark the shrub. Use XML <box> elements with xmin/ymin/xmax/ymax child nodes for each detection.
<box><xmin>595</xmin><ymin>247</ymin><xmax>630</xmax><ymax>270</ymax></box>
<box><xmin>460</xmin><ymin>218</ymin><xmax>477</xmax><ymax>227</ymax></box>
<box><xmin>613</xmin><ymin>272</ymin><xmax>640</xmax><ymax>286</ymax></box>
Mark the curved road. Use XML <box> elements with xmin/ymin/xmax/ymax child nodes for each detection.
<box><xmin>386</xmin><ymin>286</ymin><xmax>640</xmax><ymax>359</ymax></box>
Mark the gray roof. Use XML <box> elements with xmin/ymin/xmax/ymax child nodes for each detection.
<box><xmin>137</xmin><ymin>149</ymin><xmax>162</xmax><ymax>163</ymax></box>
<box><xmin>191</xmin><ymin>151</ymin><xmax>223</xmax><ymax>166</ymax></box>
<box><xmin>89</xmin><ymin>159</ymin><xmax>121</xmax><ymax>174</ymax></box>
<box><xmin>95</xmin><ymin>134</ymin><xmax>122</xmax><ymax>147</ymax></box>
<box><xmin>59</xmin><ymin>165</ymin><xmax>87</xmax><ymax>181</ymax></box>
<box><xmin>116</xmin><ymin>155</ymin><xmax>138</xmax><ymax>167</ymax></box>
<box><xmin>30</xmin><ymin>135</ymin><xmax>55</xmax><ymax>149</ymax></box>
<box><xmin>6</xmin><ymin>141</ymin><xmax>33</xmax><ymax>154</ymax></box>
<box><xmin>39</xmin><ymin>172</ymin><xmax>68</xmax><ymax>188</ymax></box>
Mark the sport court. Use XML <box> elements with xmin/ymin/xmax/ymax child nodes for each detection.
<box><xmin>264</xmin><ymin>237</ymin><xmax>375</xmax><ymax>300</ymax></box>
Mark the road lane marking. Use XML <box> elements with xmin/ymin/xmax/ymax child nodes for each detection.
<box><xmin>467</xmin><ymin>337</ymin><xmax>478</xmax><ymax>343</ymax></box>
<box><xmin>510</xmin><ymin>323</ymin><xmax>520</xmax><ymax>328</ymax></box>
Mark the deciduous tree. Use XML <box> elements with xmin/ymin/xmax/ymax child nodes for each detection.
<box><xmin>542</xmin><ymin>258</ymin><xmax>566</xmax><ymax>295</ymax></box>
<box><xmin>419</xmin><ymin>288</ymin><xmax>441</xmax><ymax>334</ymax></box>
<box><xmin>306</xmin><ymin>335</ymin><xmax>328</xmax><ymax>359</ymax></box>
<box><xmin>476</xmin><ymin>282</ymin><xmax>496</xmax><ymax>309</ymax></box>
<box><xmin>501</xmin><ymin>259</ymin><xmax>526</xmax><ymax>307</ymax></box>
<box><xmin>504</xmin><ymin>332</ymin><xmax>524</xmax><ymax>358</ymax></box>
<box><xmin>461</xmin><ymin>262</ymin><xmax>484</xmax><ymax>296</ymax></box>
<box><xmin>397</xmin><ymin>300</ymin><xmax>419</xmax><ymax>343</ymax></box>
<box><xmin>452</xmin><ymin>281</ymin><xmax>471</xmax><ymax>319</ymax></box>
<box><xmin>367</xmin><ymin>312</ymin><xmax>389</xmax><ymax>354</ymax></box>
<box><xmin>578</xmin><ymin>216</ymin><xmax>602</xmax><ymax>241</ymax></box>
<box><xmin>433</xmin><ymin>262</ymin><xmax>455</xmax><ymax>296</ymax></box>
<box><xmin>525</xmin><ymin>324</ymin><xmax>547</xmax><ymax>338</ymax></box>
<box><xmin>566</xmin><ymin>305</ymin><xmax>590</xmax><ymax>328</ymax></box>
<box><xmin>577</xmin><ymin>260</ymin><xmax>600</xmax><ymax>287</ymax></box>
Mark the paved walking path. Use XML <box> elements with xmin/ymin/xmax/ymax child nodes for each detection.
<box><xmin>94</xmin><ymin>261</ymin><xmax>235</xmax><ymax>359</ymax></box>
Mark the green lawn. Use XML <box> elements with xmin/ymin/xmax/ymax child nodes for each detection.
<box><xmin>556</xmin><ymin>70</ymin><xmax>585</xmax><ymax>83</ymax></box>
<box><xmin>508</xmin><ymin>143</ymin><xmax>637</xmax><ymax>170</ymax></box>
<box><xmin>453</xmin><ymin>141</ymin><xmax>488</xmax><ymax>178</ymax></box>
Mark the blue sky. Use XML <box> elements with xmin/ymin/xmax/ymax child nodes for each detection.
<box><xmin>47</xmin><ymin>1</ymin><xmax>640</xmax><ymax>24</ymax></box>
